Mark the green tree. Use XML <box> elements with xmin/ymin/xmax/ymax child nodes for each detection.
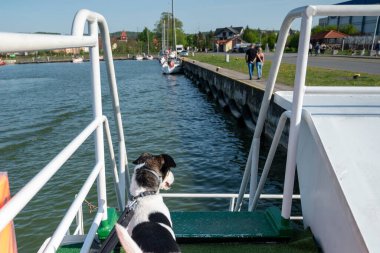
<box><xmin>242</xmin><ymin>26</ymin><xmax>260</xmax><ymax>43</ymax></box>
<box><xmin>176</xmin><ymin>29</ymin><xmax>186</xmax><ymax>46</ymax></box>
<box><xmin>137</xmin><ymin>27</ymin><xmax>149</xmax><ymax>42</ymax></box>
<box><xmin>154</xmin><ymin>12</ymin><xmax>185</xmax><ymax>50</ymax></box>
<box><xmin>339</xmin><ymin>24</ymin><xmax>358</xmax><ymax>35</ymax></box>
<box><xmin>312</xmin><ymin>24</ymin><xmax>358</xmax><ymax>36</ymax></box>
<box><xmin>287</xmin><ymin>31</ymin><xmax>300</xmax><ymax>50</ymax></box>
<box><xmin>115</xmin><ymin>41</ymin><xmax>128</xmax><ymax>54</ymax></box>
<box><xmin>311</xmin><ymin>25</ymin><xmax>337</xmax><ymax>34</ymax></box>
<box><xmin>261</xmin><ymin>31</ymin><xmax>277</xmax><ymax>50</ymax></box>
<box><xmin>137</xmin><ymin>27</ymin><xmax>157</xmax><ymax>53</ymax></box>
<box><xmin>206</xmin><ymin>30</ymin><xmax>214</xmax><ymax>49</ymax></box>
<box><xmin>196</xmin><ymin>32</ymin><xmax>205</xmax><ymax>50</ymax></box>
<box><xmin>186</xmin><ymin>34</ymin><xmax>194</xmax><ymax>48</ymax></box>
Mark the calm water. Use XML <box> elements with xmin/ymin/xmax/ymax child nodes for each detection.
<box><xmin>0</xmin><ymin>61</ymin><xmax>287</xmax><ymax>252</ymax></box>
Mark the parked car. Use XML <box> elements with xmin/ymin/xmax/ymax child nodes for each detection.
<box><xmin>238</xmin><ymin>47</ymin><xmax>249</xmax><ymax>53</ymax></box>
<box><xmin>180</xmin><ymin>50</ymin><xmax>189</xmax><ymax>56</ymax></box>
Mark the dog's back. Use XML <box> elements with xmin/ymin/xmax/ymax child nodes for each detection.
<box><xmin>131</xmin><ymin>213</ymin><xmax>180</xmax><ymax>253</ymax></box>
<box><xmin>128</xmin><ymin>196</ymin><xmax>180</xmax><ymax>253</ymax></box>
<box><xmin>116</xmin><ymin>212</ymin><xmax>180</xmax><ymax>253</ymax></box>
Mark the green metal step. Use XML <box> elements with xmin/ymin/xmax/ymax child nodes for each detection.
<box><xmin>171</xmin><ymin>207</ymin><xmax>292</xmax><ymax>242</ymax></box>
<box><xmin>58</xmin><ymin>207</ymin><xmax>301</xmax><ymax>252</ymax></box>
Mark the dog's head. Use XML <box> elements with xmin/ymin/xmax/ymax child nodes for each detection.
<box><xmin>132</xmin><ymin>153</ymin><xmax>176</xmax><ymax>191</ymax></box>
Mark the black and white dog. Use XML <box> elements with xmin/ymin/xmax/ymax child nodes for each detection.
<box><xmin>115</xmin><ymin>153</ymin><xmax>181</xmax><ymax>253</ymax></box>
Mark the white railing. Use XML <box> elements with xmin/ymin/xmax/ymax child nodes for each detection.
<box><xmin>236</xmin><ymin>5</ymin><xmax>380</xmax><ymax>219</ymax></box>
<box><xmin>161</xmin><ymin>193</ymin><xmax>302</xmax><ymax>219</ymax></box>
<box><xmin>0</xmin><ymin>116</ymin><xmax>121</xmax><ymax>253</ymax></box>
<box><xmin>0</xmin><ymin>10</ymin><xmax>128</xmax><ymax>253</ymax></box>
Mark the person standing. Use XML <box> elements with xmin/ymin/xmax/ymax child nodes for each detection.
<box><xmin>309</xmin><ymin>42</ymin><xmax>313</xmax><ymax>55</ymax></box>
<box><xmin>320</xmin><ymin>43</ymin><xmax>327</xmax><ymax>54</ymax></box>
<box><xmin>256</xmin><ymin>47</ymin><xmax>265</xmax><ymax>80</ymax></box>
<box><xmin>245</xmin><ymin>44</ymin><xmax>257</xmax><ymax>80</ymax></box>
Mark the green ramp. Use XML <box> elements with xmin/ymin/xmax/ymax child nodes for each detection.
<box><xmin>171</xmin><ymin>207</ymin><xmax>292</xmax><ymax>242</ymax></box>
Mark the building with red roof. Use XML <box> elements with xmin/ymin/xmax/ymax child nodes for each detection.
<box><xmin>311</xmin><ymin>30</ymin><xmax>348</xmax><ymax>44</ymax></box>
<box><xmin>120</xmin><ymin>31</ymin><xmax>127</xmax><ymax>42</ymax></box>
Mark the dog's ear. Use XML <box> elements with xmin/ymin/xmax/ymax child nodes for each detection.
<box><xmin>160</xmin><ymin>154</ymin><xmax>176</xmax><ymax>168</ymax></box>
<box><xmin>132</xmin><ymin>153</ymin><xmax>152</xmax><ymax>165</ymax></box>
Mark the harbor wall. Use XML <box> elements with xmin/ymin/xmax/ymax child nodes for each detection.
<box><xmin>182</xmin><ymin>59</ymin><xmax>290</xmax><ymax>148</ymax></box>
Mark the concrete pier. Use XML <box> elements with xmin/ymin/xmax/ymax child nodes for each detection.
<box><xmin>182</xmin><ymin>58</ymin><xmax>291</xmax><ymax>147</ymax></box>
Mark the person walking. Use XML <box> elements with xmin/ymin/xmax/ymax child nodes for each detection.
<box><xmin>245</xmin><ymin>44</ymin><xmax>257</xmax><ymax>80</ymax></box>
<box><xmin>315</xmin><ymin>42</ymin><xmax>320</xmax><ymax>56</ymax></box>
<box><xmin>256</xmin><ymin>47</ymin><xmax>265</xmax><ymax>80</ymax></box>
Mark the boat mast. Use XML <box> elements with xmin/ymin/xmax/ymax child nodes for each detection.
<box><xmin>167</xmin><ymin>12</ymin><xmax>170</xmax><ymax>51</ymax></box>
<box><xmin>172</xmin><ymin>0</ymin><xmax>176</xmax><ymax>52</ymax></box>
<box><xmin>162</xmin><ymin>20</ymin><xmax>166</xmax><ymax>52</ymax></box>
<box><xmin>147</xmin><ymin>29</ymin><xmax>150</xmax><ymax>55</ymax></box>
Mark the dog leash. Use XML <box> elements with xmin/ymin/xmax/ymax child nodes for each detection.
<box><xmin>98</xmin><ymin>191</ymin><xmax>159</xmax><ymax>253</ymax></box>
<box><xmin>98</xmin><ymin>200</ymin><xmax>137</xmax><ymax>253</ymax></box>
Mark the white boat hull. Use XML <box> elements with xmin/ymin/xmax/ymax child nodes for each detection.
<box><xmin>162</xmin><ymin>61</ymin><xmax>182</xmax><ymax>74</ymax></box>
<box><xmin>72</xmin><ymin>58</ymin><xmax>83</xmax><ymax>63</ymax></box>
<box><xmin>145</xmin><ymin>55</ymin><xmax>154</xmax><ymax>60</ymax></box>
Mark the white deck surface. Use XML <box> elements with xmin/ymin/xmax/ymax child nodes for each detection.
<box><xmin>275</xmin><ymin>87</ymin><xmax>380</xmax><ymax>252</ymax></box>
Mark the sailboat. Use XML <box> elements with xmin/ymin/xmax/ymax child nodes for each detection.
<box><xmin>144</xmin><ymin>30</ymin><xmax>154</xmax><ymax>60</ymax></box>
<box><xmin>134</xmin><ymin>28</ymin><xmax>144</xmax><ymax>60</ymax></box>
<box><xmin>162</xmin><ymin>0</ymin><xmax>182</xmax><ymax>74</ymax></box>
<box><xmin>159</xmin><ymin>18</ymin><xmax>170</xmax><ymax>65</ymax></box>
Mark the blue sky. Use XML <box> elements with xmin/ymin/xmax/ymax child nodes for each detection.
<box><xmin>0</xmin><ymin>0</ymin><xmax>337</xmax><ymax>34</ymax></box>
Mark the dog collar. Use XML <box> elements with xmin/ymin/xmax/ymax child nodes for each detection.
<box><xmin>131</xmin><ymin>190</ymin><xmax>157</xmax><ymax>201</ymax></box>
<box><xmin>130</xmin><ymin>164</ymin><xmax>162</xmax><ymax>201</ymax></box>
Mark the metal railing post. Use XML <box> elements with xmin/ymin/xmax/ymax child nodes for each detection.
<box><xmin>234</xmin><ymin>141</ymin><xmax>253</xmax><ymax>211</ymax></box>
<box><xmin>229</xmin><ymin>197</ymin><xmax>235</xmax><ymax>212</ymax></box>
<box><xmin>89</xmin><ymin>20</ymin><xmax>108</xmax><ymax>221</ymax></box>
<box><xmin>99</xmin><ymin>19</ymin><xmax>129</xmax><ymax>206</ymax></box>
<box><xmin>235</xmin><ymin>8</ymin><xmax>296</xmax><ymax>212</ymax></box>
<box><xmin>72</xmin><ymin>9</ymin><xmax>129</xmax><ymax>207</ymax></box>
<box><xmin>248</xmin><ymin>138</ymin><xmax>260</xmax><ymax>208</ymax></box>
<box><xmin>281</xmin><ymin>7</ymin><xmax>314</xmax><ymax>220</ymax></box>
<box><xmin>74</xmin><ymin>194</ymin><xmax>84</xmax><ymax>235</ymax></box>
<box><xmin>103</xmin><ymin>118</ymin><xmax>123</xmax><ymax>210</ymax></box>
<box><xmin>249</xmin><ymin>111</ymin><xmax>291</xmax><ymax>211</ymax></box>
<box><xmin>76</xmin><ymin>204</ymin><xmax>84</xmax><ymax>235</ymax></box>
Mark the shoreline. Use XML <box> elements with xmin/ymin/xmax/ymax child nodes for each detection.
<box><xmin>3</xmin><ymin>55</ymin><xmax>158</xmax><ymax>64</ymax></box>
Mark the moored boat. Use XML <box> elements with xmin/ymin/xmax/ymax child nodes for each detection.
<box><xmin>144</xmin><ymin>54</ymin><xmax>154</xmax><ymax>60</ymax></box>
<box><xmin>161</xmin><ymin>0</ymin><xmax>182</xmax><ymax>75</ymax></box>
<box><xmin>162</xmin><ymin>58</ymin><xmax>182</xmax><ymax>74</ymax></box>
<box><xmin>72</xmin><ymin>56</ymin><xmax>84</xmax><ymax>63</ymax></box>
<box><xmin>134</xmin><ymin>54</ymin><xmax>143</xmax><ymax>61</ymax></box>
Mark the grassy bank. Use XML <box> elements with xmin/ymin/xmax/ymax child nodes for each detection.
<box><xmin>188</xmin><ymin>54</ymin><xmax>380</xmax><ymax>86</ymax></box>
